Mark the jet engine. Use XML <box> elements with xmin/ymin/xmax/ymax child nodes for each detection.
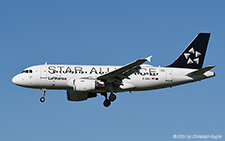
<box><xmin>67</xmin><ymin>79</ymin><xmax>105</xmax><ymax>92</ymax></box>
<box><xmin>67</xmin><ymin>90</ymin><xmax>97</xmax><ymax>101</ymax></box>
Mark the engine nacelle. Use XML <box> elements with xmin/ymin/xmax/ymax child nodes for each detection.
<box><xmin>75</xmin><ymin>79</ymin><xmax>95</xmax><ymax>91</ymax></box>
<box><xmin>67</xmin><ymin>79</ymin><xmax>105</xmax><ymax>92</ymax></box>
<box><xmin>67</xmin><ymin>90</ymin><xmax>97</xmax><ymax>101</ymax></box>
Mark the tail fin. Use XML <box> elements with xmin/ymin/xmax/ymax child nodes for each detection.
<box><xmin>168</xmin><ymin>33</ymin><xmax>211</xmax><ymax>69</ymax></box>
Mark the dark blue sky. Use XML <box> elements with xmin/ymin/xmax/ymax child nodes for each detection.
<box><xmin>0</xmin><ymin>1</ymin><xmax>224</xmax><ymax>140</ymax></box>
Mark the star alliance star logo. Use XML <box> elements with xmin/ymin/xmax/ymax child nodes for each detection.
<box><xmin>184</xmin><ymin>47</ymin><xmax>201</xmax><ymax>64</ymax></box>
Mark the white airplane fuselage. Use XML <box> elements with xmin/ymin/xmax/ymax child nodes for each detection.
<box><xmin>12</xmin><ymin>64</ymin><xmax>215</xmax><ymax>92</ymax></box>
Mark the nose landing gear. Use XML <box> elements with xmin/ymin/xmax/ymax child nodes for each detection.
<box><xmin>40</xmin><ymin>97</ymin><xmax>45</xmax><ymax>102</ymax></box>
<box><xmin>40</xmin><ymin>89</ymin><xmax>46</xmax><ymax>103</ymax></box>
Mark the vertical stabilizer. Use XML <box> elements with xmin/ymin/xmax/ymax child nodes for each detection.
<box><xmin>168</xmin><ymin>33</ymin><xmax>210</xmax><ymax>69</ymax></box>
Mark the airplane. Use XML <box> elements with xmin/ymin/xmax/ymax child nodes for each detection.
<box><xmin>12</xmin><ymin>33</ymin><xmax>215</xmax><ymax>107</ymax></box>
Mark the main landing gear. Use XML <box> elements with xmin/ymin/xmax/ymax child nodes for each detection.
<box><xmin>40</xmin><ymin>89</ymin><xmax>46</xmax><ymax>103</ymax></box>
<box><xmin>101</xmin><ymin>92</ymin><xmax>117</xmax><ymax>107</ymax></box>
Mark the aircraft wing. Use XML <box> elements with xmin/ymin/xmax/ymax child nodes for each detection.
<box><xmin>97</xmin><ymin>56</ymin><xmax>152</xmax><ymax>84</ymax></box>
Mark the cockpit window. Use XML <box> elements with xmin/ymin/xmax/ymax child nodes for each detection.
<box><xmin>21</xmin><ymin>70</ymin><xmax>28</xmax><ymax>73</ymax></box>
<box><xmin>21</xmin><ymin>70</ymin><xmax>33</xmax><ymax>73</ymax></box>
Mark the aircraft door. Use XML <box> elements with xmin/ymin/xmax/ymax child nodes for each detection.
<box><xmin>166</xmin><ymin>69</ymin><xmax>173</xmax><ymax>82</ymax></box>
<box><xmin>40</xmin><ymin>65</ymin><xmax>47</xmax><ymax>79</ymax></box>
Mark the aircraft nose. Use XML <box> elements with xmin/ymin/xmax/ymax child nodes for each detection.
<box><xmin>12</xmin><ymin>75</ymin><xmax>20</xmax><ymax>85</ymax></box>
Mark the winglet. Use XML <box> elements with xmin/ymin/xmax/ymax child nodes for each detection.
<box><xmin>145</xmin><ymin>56</ymin><xmax>152</xmax><ymax>62</ymax></box>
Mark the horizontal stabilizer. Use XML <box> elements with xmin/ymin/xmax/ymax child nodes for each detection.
<box><xmin>187</xmin><ymin>66</ymin><xmax>215</xmax><ymax>76</ymax></box>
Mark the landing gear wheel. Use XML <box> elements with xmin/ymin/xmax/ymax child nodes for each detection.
<box><xmin>103</xmin><ymin>99</ymin><xmax>111</xmax><ymax>107</ymax></box>
<box><xmin>109</xmin><ymin>93</ymin><xmax>116</xmax><ymax>102</ymax></box>
<box><xmin>40</xmin><ymin>89</ymin><xmax>46</xmax><ymax>103</ymax></box>
<box><xmin>40</xmin><ymin>97</ymin><xmax>45</xmax><ymax>102</ymax></box>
